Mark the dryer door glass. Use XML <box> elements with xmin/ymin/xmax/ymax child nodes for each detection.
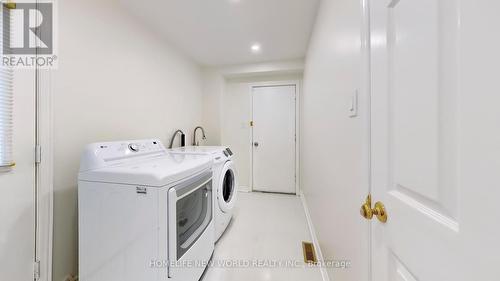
<box><xmin>176</xmin><ymin>179</ymin><xmax>212</xmax><ymax>260</ymax></box>
<box><xmin>222</xmin><ymin>169</ymin><xmax>235</xmax><ymax>203</ymax></box>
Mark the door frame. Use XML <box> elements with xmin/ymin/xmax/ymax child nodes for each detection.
<box><xmin>248</xmin><ymin>80</ymin><xmax>301</xmax><ymax>195</ymax></box>
<box><xmin>35</xmin><ymin>69</ymin><xmax>54</xmax><ymax>281</ymax></box>
<box><xmin>32</xmin><ymin>0</ymin><xmax>54</xmax><ymax>278</ymax></box>
<box><xmin>362</xmin><ymin>0</ymin><xmax>373</xmax><ymax>280</ymax></box>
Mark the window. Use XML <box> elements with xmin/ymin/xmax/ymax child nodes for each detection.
<box><xmin>0</xmin><ymin>5</ymin><xmax>14</xmax><ymax>170</ymax></box>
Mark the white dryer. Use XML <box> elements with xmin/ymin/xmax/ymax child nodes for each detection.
<box><xmin>78</xmin><ymin>140</ymin><xmax>214</xmax><ymax>281</ymax></box>
<box><xmin>170</xmin><ymin>146</ymin><xmax>237</xmax><ymax>242</ymax></box>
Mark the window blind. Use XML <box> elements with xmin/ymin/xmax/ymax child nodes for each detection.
<box><xmin>0</xmin><ymin>5</ymin><xmax>14</xmax><ymax>169</ymax></box>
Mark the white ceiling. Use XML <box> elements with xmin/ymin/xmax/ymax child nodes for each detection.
<box><xmin>118</xmin><ymin>0</ymin><xmax>320</xmax><ymax>66</ymax></box>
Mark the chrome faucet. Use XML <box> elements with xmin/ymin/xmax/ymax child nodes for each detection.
<box><xmin>193</xmin><ymin>126</ymin><xmax>207</xmax><ymax>146</ymax></box>
<box><xmin>168</xmin><ymin>129</ymin><xmax>185</xmax><ymax>149</ymax></box>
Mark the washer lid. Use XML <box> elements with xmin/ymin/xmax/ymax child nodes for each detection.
<box><xmin>79</xmin><ymin>153</ymin><xmax>212</xmax><ymax>187</ymax></box>
<box><xmin>170</xmin><ymin>146</ymin><xmax>228</xmax><ymax>155</ymax></box>
<box><xmin>169</xmin><ymin>146</ymin><xmax>232</xmax><ymax>163</ymax></box>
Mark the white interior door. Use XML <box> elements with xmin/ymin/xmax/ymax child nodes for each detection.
<box><xmin>252</xmin><ymin>85</ymin><xmax>296</xmax><ymax>194</ymax></box>
<box><xmin>370</xmin><ymin>0</ymin><xmax>500</xmax><ymax>280</ymax></box>
<box><xmin>0</xmin><ymin>70</ymin><xmax>36</xmax><ymax>280</ymax></box>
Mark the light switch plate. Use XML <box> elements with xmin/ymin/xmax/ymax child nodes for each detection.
<box><xmin>349</xmin><ymin>90</ymin><xmax>358</xmax><ymax>118</ymax></box>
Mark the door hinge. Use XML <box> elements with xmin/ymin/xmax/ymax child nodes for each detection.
<box><xmin>250</xmin><ymin>120</ymin><xmax>254</xmax><ymax>127</ymax></box>
<box><xmin>34</xmin><ymin>260</ymin><xmax>40</xmax><ymax>280</ymax></box>
<box><xmin>35</xmin><ymin>145</ymin><xmax>42</xmax><ymax>164</ymax></box>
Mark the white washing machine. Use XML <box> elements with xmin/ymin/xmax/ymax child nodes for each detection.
<box><xmin>78</xmin><ymin>139</ymin><xmax>214</xmax><ymax>281</ymax></box>
<box><xmin>170</xmin><ymin>146</ymin><xmax>237</xmax><ymax>242</ymax></box>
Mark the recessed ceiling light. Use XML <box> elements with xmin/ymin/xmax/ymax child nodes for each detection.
<box><xmin>251</xmin><ymin>43</ymin><xmax>261</xmax><ymax>53</ymax></box>
<box><xmin>228</xmin><ymin>0</ymin><xmax>241</xmax><ymax>3</ymax></box>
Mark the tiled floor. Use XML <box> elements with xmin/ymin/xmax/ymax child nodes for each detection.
<box><xmin>202</xmin><ymin>192</ymin><xmax>323</xmax><ymax>281</ymax></box>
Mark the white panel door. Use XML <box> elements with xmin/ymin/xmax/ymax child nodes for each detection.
<box><xmin>370</xmin><ymin>0</ymin><xmax>500</xmax><ymax>280</ymax></box>
<box><xmin>252</xmin><ymin>85</ymin><xmax>296</xmax><ymax>194</ymax></box>
<box><xmin>0</xmin><ymin>70</ymin><xmax>36</xmax><ymax>280</ymax></box>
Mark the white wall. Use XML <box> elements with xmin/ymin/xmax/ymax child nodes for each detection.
<box><xmin>217</xmin><ymin>59</ymin><xmax>305</xmax><ymax>78</ymax></box>
<box><xmin>221</xmin><ymin>81</ymin><xmax>252</xmax><ymax>190</ymax></box>
<box><xmin>52</xmin><ymin>0</ymin><xmax>204</xmax><ymax>280</ymax></box>
<box><xmin>222</xmin><ymin>74</ymin><xmax>302</xmax><ymax>191</ymax></box>
<box><xmin>301</xmin><ymin>0</ymin><xmax>369</xmax><ymax>280</ymax></box>
<box><xmin>201</xmin><ymin>69</ymin><xmax>224</xmax><ymax>146</ymax></box>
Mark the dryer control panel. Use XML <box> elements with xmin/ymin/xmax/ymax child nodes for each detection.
<box><xmin>79</xmin><ymin>139</ymin><xmax>167</xmax><ymax>172</ymax></box>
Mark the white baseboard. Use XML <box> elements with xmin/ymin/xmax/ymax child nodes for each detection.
<box><xmin>238</xmin><ymin>186</ymin><xmax>252</xmax><ymax>193</ymax></box>
<box><xmin>300</xmin><ymin>190</ymin><xmax>330</xmax><ymax>281</ymax></box>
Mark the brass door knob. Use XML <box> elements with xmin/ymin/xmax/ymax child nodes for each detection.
<box><xmin>360</xmin><ymin>201</ymin><xmax>373</xmax><ymax>220</ymax></box>
<box><xmin>373</xmin><ymin>202</ymin><xmax>387</xmax><ymax>223</ymax></box>
<box><xmin>360</xmin><ymin>195</ymin><xmax>388</xmax><ymax>223</ymax></box>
